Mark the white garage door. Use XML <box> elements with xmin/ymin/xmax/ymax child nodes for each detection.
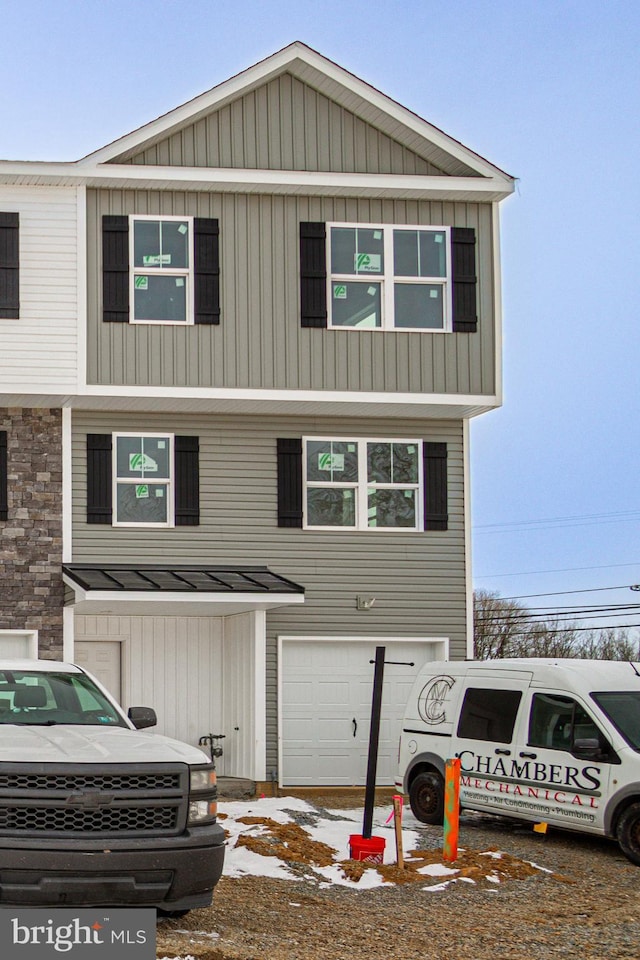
<box><xmin>280</xmin><ymin>638</ymin><xmax>443</xmax><ymax>786</ymax></box>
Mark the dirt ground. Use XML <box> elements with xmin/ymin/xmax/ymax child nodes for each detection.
<box><xmin>156</xmin><ymin>791</ymin><xmax>640</xmax><ymax>960</ymax></box>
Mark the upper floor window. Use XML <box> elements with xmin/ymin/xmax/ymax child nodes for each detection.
<box><xmin>328</xmin><ymin>223</ymin><xmax>451</xmax><ymax>331</ymax></box>
<box><xmin>113</xmin><ymin>433</ymin><xmax>174</xmax><ymax>526</ymax></box>
<box><xmin>131</xmin><ymin>217</ymin><xmax>193</xmax><ymax>324</ymax></box>
<box><xmin>304</xmin><ymin>437</ymin><xmax>422</xmax><ymax>530</ymax></box>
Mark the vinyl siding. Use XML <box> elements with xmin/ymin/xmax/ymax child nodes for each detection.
<box><xmin>72</xmin><ymin>411</ymin><xmax>468</xmax><ymax>771</ymax></box>
<box><xmin>0</xmin><ymin>186</ymin><xmax>79</xmax><ymax>392</ymax></box>
<box><xmin>124</xmin><ymin>74</ymin><xmax>448</xmax><ymax>176</ymax></box>
<box><xmin>87</xmin><ymin>189</ymin><xmax>496</xmax><ymax>396</ymax></box>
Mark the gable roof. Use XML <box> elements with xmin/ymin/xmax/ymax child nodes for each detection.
<box><xmin>79</xmin><ymin>42</ymin><xmax>512</xmax><ymax>182</ymax></box>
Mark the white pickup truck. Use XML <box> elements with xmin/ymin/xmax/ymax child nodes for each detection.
<box><xmin>0</xmin><ymin>659</ymin><xmax>225</xmax><ymax>914</ymax></box>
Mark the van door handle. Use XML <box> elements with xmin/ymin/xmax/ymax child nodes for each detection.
<box><xmin>494</xmin><ymin>749</ymin><xmax>511</xmax><ymax>756</ymax></box>
<box><xmin>519</xmin><ymin>751</ymin><xmax>537</xmax><ymax>759</ymax></box>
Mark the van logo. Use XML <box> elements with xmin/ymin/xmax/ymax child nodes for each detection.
<box><xmin>418</xmin><ymin>675</ymin><xmax>455</xmax><ymax>725</ymax></box>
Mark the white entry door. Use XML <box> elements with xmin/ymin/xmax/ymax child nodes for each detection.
<box><xmin>280</xmin><ymin>638</ymin><xmax>441</xmax><ymax>786</ymax></box>
<box><xmin>74</xmin><ymin>641</ymin><xmax>122</xmax><ymax>704</ymax></box>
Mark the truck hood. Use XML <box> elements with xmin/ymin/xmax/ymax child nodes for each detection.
<box><xmin>0</xmin><ymin>725</ymin><xmax>209</xmax><ymax>765</ymax></box>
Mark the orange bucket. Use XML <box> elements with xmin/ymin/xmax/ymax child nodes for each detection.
<box><xmin>348</xmin><ymin>834</ymin><xmax>386</xmax><ymax>864</ymax></box>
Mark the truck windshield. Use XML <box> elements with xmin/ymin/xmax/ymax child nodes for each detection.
<box><xmin>592</xmin><ymin>691</ymin><xmax>640</xmax><ymax>751</ymax></box>
<box><xmin>0</xmin><ymin>671</ymin><xmax>127</xmax><ymax>727</ymax></box>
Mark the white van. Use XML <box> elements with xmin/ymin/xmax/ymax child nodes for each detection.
<box><xmin>396</xmin><ymin>658</ymin><xmax>640</xmax><ymax>864</ymax></box>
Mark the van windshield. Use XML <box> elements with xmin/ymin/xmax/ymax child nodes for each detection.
<box><xmin>0</xmin><ymin>671</ymin><xmax>127</xmax><ymax>727</ymax></box>
<box><xmin>592</xmin><ymin>692</ymin><xmax>640</xmax><ymax>751</ymax></box>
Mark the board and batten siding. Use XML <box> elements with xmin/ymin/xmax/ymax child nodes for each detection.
<box><xmin>86</xmin><ymin>189</ymin><xmax>496</xmax><ymax>397</ymax></box>
<box><xmin>122</xmin><ymin>74</ymin><xmax>450</xmax><ymax>176</ymax></box>
<box><xmin>72</xmin><ymin>412</ymin><xmax>468</xmax><ymax>772</ymax></box>
<box><xmin>0</xmin><ymin>186</ymin><xmax>80</xmax><ymax>393</ymax></box>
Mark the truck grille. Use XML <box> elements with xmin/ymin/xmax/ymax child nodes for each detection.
<box><xmin>0</xmin><ymin>804</ymin><xmax>178</xmax><ymax>832</ymax></box>
<box><xmin>0</xmin><ymin>763</ymin><xmax>188</xmax><ymax>838</ymax></box>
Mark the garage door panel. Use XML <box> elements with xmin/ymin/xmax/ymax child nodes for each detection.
<box><xmin>281</xmin><ymin>639</ymin><xmax>440</xmax><ymax>786</ymax></box>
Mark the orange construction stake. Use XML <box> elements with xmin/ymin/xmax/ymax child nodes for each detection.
<box><xmin>443</xmin><ymin>758</ymin><xmax>461</xmax><ymax>862</ymax></box>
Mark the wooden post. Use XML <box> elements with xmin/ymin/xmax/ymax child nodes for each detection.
<box><xmin>443</xmin><ymin>757</ymin><xmax>461</xmax><ymax>862</ymax></box>
<box><xmin>393</xmin><ymin>794</ymin><xmax>404</xmax><ymax>868</ymax></box>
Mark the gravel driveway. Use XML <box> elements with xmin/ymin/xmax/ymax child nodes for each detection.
<box><xmin>157</xmin><ymin>793</ymin><xmax>640</xmax><ymax>960</ymax></box>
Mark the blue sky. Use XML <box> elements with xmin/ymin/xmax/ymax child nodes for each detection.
<box><xmin>2</xmin><ymin>0</ymin><xmax>639</xmax><ymax>629</ymax></box>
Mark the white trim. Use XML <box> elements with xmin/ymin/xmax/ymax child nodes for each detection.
<box><xmin>76</xmin><ymin>184</ymin><xmax>87</xmax><ymax>392</ymax></box>
<box><xmin>277</xmin><ymin>634</ymin><xmax>449</xmax><ymax>788</ymax></box>
<box><xmin>253</xmin><ymin>610</ymin><xmax>267</xmax><ymax>782</ymax></box>
<box><xmin>463</xmin><ymin>418</ymin><xmax>474</xmax><ymax>659</ymax></box>
<box><xmin>0</xmin><ymin>630</ymin><xmax>39</xmax><ymax>659</ymax></box>
<box><xmin>62</xmin><ymin>606</ymin><xmax>75</xmax><ymax>662</ymax></box>
<box><xmin>0</xmin><ymin>164</ymin><xmax>514</xmax><ymax>202</ymax></box>
<box><xmin>63</xmin><ymin>577</ymin><xmax>305</xmax><ymax>610</ymax></box>
<box><xmin>61</xmin><ymin>408</ymin><xmax>72</xmax><ymax>563</ymax></box>
<box><xmin>492</xmin><ymin>201</ymin><xmax>504</xmax><ymax>407</ymax></box>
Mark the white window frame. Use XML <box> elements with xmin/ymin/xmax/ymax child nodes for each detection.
<box><xmin>326</xmin><ymin>223</ymin><xmax>452</xmax><ymax>332</ymax></box>
<box><xmin>112</xmin><ymin>432</ymin><xmax>175</xmax><ymax>528</ymax></box>
<box><xmin>303</xmin><ymin>437</ymin><xmax>423</xmax><ymax>532</ymax></box>
<box><xmin>129</xmin><ymin>215</ymin><xmax>195</xmax><ymax>325</ymax></box>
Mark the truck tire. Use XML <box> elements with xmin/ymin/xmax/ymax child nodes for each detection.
<box><xmin>409</xmin><ymin>771</ymin><xmax>445</xmax><ymax>825</ymax></box>
<box><xmin>616</xmin><ymin>802</ymin><xmax>640</xmax><ymax>866</ymax></box>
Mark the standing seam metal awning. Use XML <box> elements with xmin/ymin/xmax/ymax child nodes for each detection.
<box><xmin>63</xmin><ymin>564</ymin><xmax>305</xmax><ymax>617</ymax></box>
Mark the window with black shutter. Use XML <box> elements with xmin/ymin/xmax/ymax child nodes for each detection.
<box><xmin>451</xmin><ymin>227</ymin><xmax>478</xmax><ymax>332</ymax></box>
<box><xmin>277</xmin><ymin>438</ymin><xmax>303</xmax><ymax>528</ymax></box>
<box><xmin>87</xmin><ymin>432</ymin><xmax>199</xmax><ymax>526</ymax></box>
<box><xmin>0</xmin><ymin>213</ymin><xmax>19</xmax><ymax>320</ymax></box>
<box><xmin>102</xmin><ymin>215</ymin><xmax>219</xmax><ymax>325</ymax></box>
<box><xmin>300</xmin><ymin>222</ymin><xmax>327</xmax><ymax>328</ymax></box>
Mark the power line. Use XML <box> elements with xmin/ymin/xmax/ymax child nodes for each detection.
<box><xmin>496</xmin><ymin>584</ymin><xmax>636</xmax><ymax>601</ymax></box>
<box><xmin>474</xmin><ymin>509</ymin><xmax>640</xmax><ymax>533</ymax></box>
<box><xmin>475</xmin><ymin>560</ymin><xmax>640</xmax><ymax>579</ymax></box>
<box><xmin>497</xmin><ymin>623</ymin><xmax>640</xmax><ymax>637</ymax></box>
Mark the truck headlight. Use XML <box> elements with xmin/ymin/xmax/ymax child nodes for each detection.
<box><xmin>188</xmin><ymin>764</ymin><xmax>217</xmax><ymax>824</ymax></box>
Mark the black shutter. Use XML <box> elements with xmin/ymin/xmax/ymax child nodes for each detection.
<box><xmin>300</xmin><ymin>222</ymin><xmax>327</xmax><ymax>328</ymax></box>
<box><xmin>87</xmin><ymin>434</ymin><xmax>112</xmax><ymax>524</ymax></box>
<box><xmin>423</xmin><ymin>442</ymin><xmax>448</xmax><ymax>531</ymax></box>
<box><xmin>277</xmin><ymin>438</ymin><xmax>303</xmax><ymax>527</ymax></box>
<box><xmin>102</xmin><ymin>215</ymin><xmax>129</xmax><ymax>322</ymax></box>
<box><xmin>0</xmin><ymin>213</ymin><xmax>19</xmax><ymax>319</ymax></box>
<box><xmin>194</xmin><ymin>218</ymin><xmax>220</xmax><ymax>325</ymax></box>
<box><xmin>175</xmin><ymin>436</ymin><xmax>200</xmax><ymax>525</ymax></box>
<box><xmin>452</xmin><ymin>227</ymin><xmax>477</xmax><ymax>333</ymax></box>
<box><xmin>0</xmin><ymin>431</ymin><xmax>7</xmax><ymax>520</ymax></box>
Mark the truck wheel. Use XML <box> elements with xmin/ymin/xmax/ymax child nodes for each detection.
<box><xmin>409</xmin><ymin>771</ymin><xmax>444</xmax><ymax>825</ymax></box>
<box><xmin>616</xmin><ymin>802</ymin><xmax>640</xmax><ymax>865</ymax></box>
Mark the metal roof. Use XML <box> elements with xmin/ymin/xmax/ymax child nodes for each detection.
<box><xmin>63</xmin><ymin>564</ymin><xmax>304</xmax><ymax>596</ymax></box>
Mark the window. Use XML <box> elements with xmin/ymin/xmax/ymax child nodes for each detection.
<box><xmin>328</xmin><ymin>223</ymin><xmax>451</xmax><ymax>331</ymax></box>
<box><xmin>113</xmin><ymin>433</ymin><xmax>173</xmax><ymax>526</ymax></box>
<box><xmin>102</xmin><ymin>215</ymin><xmax>219</xmax><ymax>325</ymax></box>
<box><xmin>457</xmin><ymin>688</ymin><xmax>522</xmax><ymax>743</ymax></box>
<box><xmin>304</xmin><ymin>438</ymin><xmax>421</xmax><ymax>530</ymax></box>
<box><xmin>528</xmin><ymin>694</ymin><xmax>602</xmax><ymax>751</ymax></box>
<box><xmin>131</xmin><ymin>216</ymin><xmax>192</xmax><ymax>323</ymax></box>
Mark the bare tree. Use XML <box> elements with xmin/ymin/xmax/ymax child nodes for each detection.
<box><xmin>473</xmin><ymin>589</ymin><xmax>531</xmax><ymax>659</ymax></box>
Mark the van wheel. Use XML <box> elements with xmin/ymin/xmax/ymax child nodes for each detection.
<box><xmin>617</xmin><ymin>803</ymin><xmax>640</xmax><ymax>865</ymax></box>
<box><xmin>409</xmin><ymin>771</ymin><xmax>444</xmax><ymax>825</ymax></box>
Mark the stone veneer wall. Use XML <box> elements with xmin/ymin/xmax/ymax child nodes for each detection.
<box><xmin>0</xmin><ymin>408</ymin><xmax>63</xmax><ymax>659</ymax></box>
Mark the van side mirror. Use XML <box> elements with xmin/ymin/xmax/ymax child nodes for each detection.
<box><xmin>572</xmin><ymin>737</ymin><xmax>602</xmax><ymax>760</ymax></box>
<box><xmin>128</xmin><ymin>706</ymin><xmax>157</xmax><ymax>730</ymax></box>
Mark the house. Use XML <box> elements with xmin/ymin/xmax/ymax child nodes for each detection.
<box><xmin>0</xmin><ymin>43</ymin><xmax>514</xmax><ymax>787</ymax></box>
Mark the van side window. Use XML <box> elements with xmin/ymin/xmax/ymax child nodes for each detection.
<box><xmin>457</xmin><ymin>688</ymin><xmax>522</xmax><ymax>743</ymax></box>
<box><xmin>529</xmin><ymin>693</ymin><xmax>600</xmax><ymax>750</ymax></box>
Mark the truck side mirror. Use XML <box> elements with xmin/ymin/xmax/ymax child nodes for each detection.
<box><xmin>572</xmin><ymin>737</ymin><xmax>602</xmax><ymax>760</ymax></box>
<box><xmin>128</xmin><ymin>706</ymin><xmax>157</xmax><ymax>730</ymax></box>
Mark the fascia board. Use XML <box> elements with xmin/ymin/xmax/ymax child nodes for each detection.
<box><xmin>0</xmin><ymin>160</ymin><xmax>514</xmax><ymax>201</ymax></box>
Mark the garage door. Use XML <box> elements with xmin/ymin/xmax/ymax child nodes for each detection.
<box><xmin>280</xmin><ymin>638</ymin><xmax>442</xmax><ymax>786</ymax></box>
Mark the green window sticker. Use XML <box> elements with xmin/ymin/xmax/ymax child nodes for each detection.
<box><xmin>135</xmin><ymin>485</ymin><xmax>149</xmax><ymax>499</ymax></box>
<box><xmin>135</xmin><ymin>276</ymin><xmax>148</xmax><ymax>290</ymax></box>
<box><xmin>129</xmin><ymin>453</ymin><xmax>158</xmax><ymax>473</ymax></box>
<box><xmin>318</xmin><ymin>453</ymin><xmax>345</xmax><ymax>472</ymax></box>
<box><xmin>333</xmin><ymin>284</ymin><xmax>347</xmax><ymax>300</ymax></box>
<box><xmin>355</xmin><ymin>253</ymin><xmax>381</xmax><ymax>273</ymax></box>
